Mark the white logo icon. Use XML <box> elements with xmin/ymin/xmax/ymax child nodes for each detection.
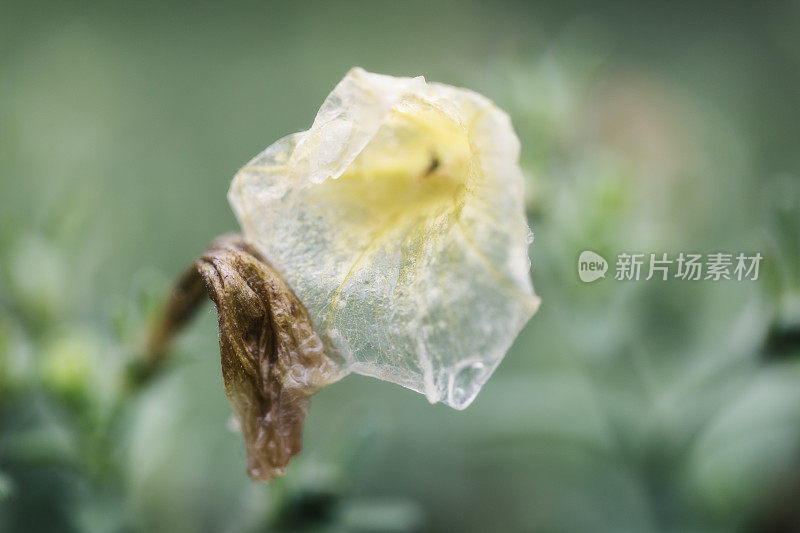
<box><xmin>578</xmin><ymin>251</ymin><xmax>608</xmax><ymax>282</ymax></box>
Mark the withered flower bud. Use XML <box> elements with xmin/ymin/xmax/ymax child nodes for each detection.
<box><xmin>146</xmin><ymin>235</ymin><xmax>342</xmax><ymax>482</ymax></box>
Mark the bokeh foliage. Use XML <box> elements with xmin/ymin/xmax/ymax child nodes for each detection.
<box><xmin>1</xmin><ymin>1</ymin><xmax>799</xmax><ymax>531</ymax></box>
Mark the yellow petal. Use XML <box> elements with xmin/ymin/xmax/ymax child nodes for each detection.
<box><xmin>230</xmin><ymin>68</ymin><xmax>539</xmax><ymax>409</ymax></box>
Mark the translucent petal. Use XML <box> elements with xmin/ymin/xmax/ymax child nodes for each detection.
<box><xmin>229</xmin><ymin>68</ymin><xmax>539</xmax><ymax>409</ymax></box>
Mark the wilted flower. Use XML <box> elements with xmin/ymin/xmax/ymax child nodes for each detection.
<box><xmin>151</xmin><ymin>68</ymin><xmax>539</xmax><ymax>482</ymax></box>
<box><xmin>230</xmin><ymin>68</ymin><xmax>539</xmax><ymax>410</ymax></box>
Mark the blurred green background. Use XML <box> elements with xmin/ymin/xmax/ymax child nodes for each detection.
<box><xmin>2</xmin><ymin>1</ymin><xmax>800</xmax><ymax>531</ymax></box>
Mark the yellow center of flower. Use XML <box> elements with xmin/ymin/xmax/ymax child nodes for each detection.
<box><xmin>313</xmin><ymin>98</ymin><xmax>472</xmax><ymax>236</ymax></box>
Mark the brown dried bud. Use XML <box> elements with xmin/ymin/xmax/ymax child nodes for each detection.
<box><xmin>145</xmin><ymin>234</ymin><xmax>342</xmax><ymax>482</ymax></box>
